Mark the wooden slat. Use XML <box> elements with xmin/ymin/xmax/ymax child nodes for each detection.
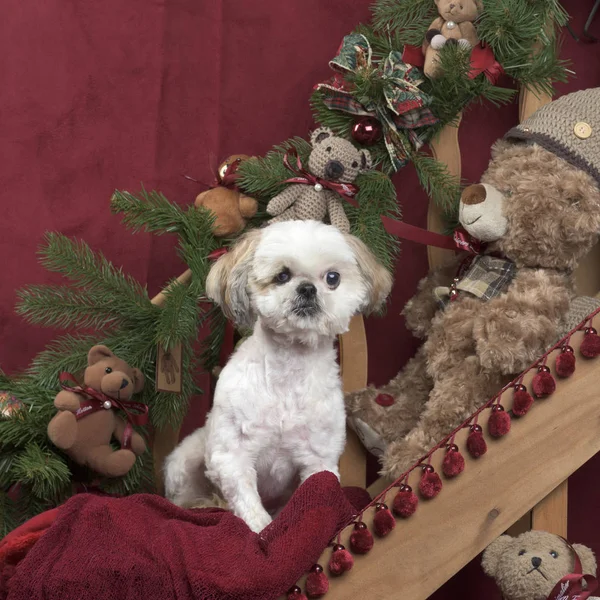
<box><xmin>149</xmin><ymin>270</ymin><xmax>191</xmax><ymax>491</ymax></box>
<box><xmin>427</xmin><ymin>114</ymin><xmax>462</xmax><ymax>270</ymax></box>
<box><xmin>338</xmin><ymin>314</ymin><xmax>369</xmax><ymax>488</ymax></box>
<box><xmin>531</xmin><ymin>482</ymin><xmax>568</xmax><ymax>538</ymax></box>
<box><xmin>308</xmin><ymin>322</ymin><xmax>600</xmax><ymax>600</ymax></box>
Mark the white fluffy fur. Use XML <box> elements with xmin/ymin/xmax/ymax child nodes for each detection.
<box><xmin>164</xmin><ymin>221</ymin><xmax>391</xmax><ymax>533</ymax></box>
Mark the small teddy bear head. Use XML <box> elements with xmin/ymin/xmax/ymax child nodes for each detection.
<box><xmin>435</xmin><ymin>0</ymin><xmax>481</xmax><ymax>23</ymax></box>
<box><xmin>308</xmin><ymin>127</ymin><xmax>372</xmax><ymax>184</ymax></box>
<box><xmin>84</xmin><ymin>345</ymin><xmax>144</xmax><ymax>401</ymax></box>
<box><xmin>482</xmin><ymin>532</ymin><xmax>597</xmax><ymax>600</ymax></box>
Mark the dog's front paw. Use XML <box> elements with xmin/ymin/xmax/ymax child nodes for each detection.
<box><xmin>245</xmin><ymin>507</ymin><xmax>273</xmax><ymax>533</ymax></box>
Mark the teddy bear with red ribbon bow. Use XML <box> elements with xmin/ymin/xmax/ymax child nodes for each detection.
<box><xmin>483</xmin><ymin>531</ymin><xmax>599</xmax><ymax>600</ymax></box>
<box><xmin>346</xmin><ymin>88</ymin><xmax>600</xmax><ymax>479</ymax></box>
<box><xmin>47</xmin><ymin>345</ymin><xmax>148</xmax><ymax>477</ymax></box>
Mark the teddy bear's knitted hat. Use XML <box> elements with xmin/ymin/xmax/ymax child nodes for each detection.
<box><xmin>505</xmin><ymin>87</ymin><xmax>600</xmax><ymax>187</ymax></box>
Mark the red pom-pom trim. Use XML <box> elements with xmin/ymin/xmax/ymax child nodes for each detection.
<box><xmin>349</xmin><ymin>522</ymin><xmax>373</xmax><ymax>555</ymax></box>
<box><xmin>373</xmin><ymin>503</ymin><xmax>396</xmax><ymax>537</ymax></box>
<box><xmin>488</xmin><ymin>405</ymin><xmax>511</xmax><ymax>438</ymax></box>
<box><xmin>555</xmin><ymin>346</ymin><xmax>576</xmax><ymax>378</ymax></box>
<box><xmin>532</xmin><ymin>365</ymin><xmax>556</xmax><ymax>398</ymax></box>
<box><xmin>306</xmin><ymin>565</ymin><xmax>329</xmax><ymax>599</ymax></box>
<box><xmin>328</xmin><ymin>544</ymin><xmax>354</xmax><ymax>576</ymax></box>
<box><xmin>512</xmin><ymin>384</ymin><xmax>534</xmax><ymax>417</ymax></box>
<box><xmin>466</xmin><ymin>424</ymin><xmax>487</xmax><ymax>458</ymax></box>
<box><xmin>418</xmin><ymin>465</ymin><xmax>442</xmax><ymax>499</ymax></box>
<box><xmin>442</xmin><ymin>444</ymin><xmax>465</xmax><ymax>478</ymax></box>
<box><xmin>287</xmin><ymin>585</ymin><xmax>308</xmax><ymax>600</ymax></box>
<box><xmin>581</xmin><ymin>327</ymin><xmax>600</xmax><ymax>358</ymax></box>
<box><xmin>392</xmin><ymin>485</ymin><xmax>419</xmax><ymax>518</ymax></box>
<box><xmin>375</xmin><ymin>393</ymin><xmax>395</xmax><ymax>407</ymax></box>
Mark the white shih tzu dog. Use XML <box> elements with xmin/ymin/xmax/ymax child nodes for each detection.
<box><xmin>164</xmin><ymin>220</ymin><xmax>392</xmax><ymax>533</ymax></box>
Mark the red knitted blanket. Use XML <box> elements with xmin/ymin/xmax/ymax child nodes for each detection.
<box><xmin>1</xmin><ymin>472</ymin><xmax>368</xmax><ymax>600</ymax></box>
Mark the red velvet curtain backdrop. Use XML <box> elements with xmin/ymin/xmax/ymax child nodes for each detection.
<box><xmin>1</xmin><ymin>1</ymin><xmax>599</xmax><ymax>597</ymax></box>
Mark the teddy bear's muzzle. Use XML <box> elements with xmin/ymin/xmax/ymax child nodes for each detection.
<box><xmin>324</xmin><ymin>160</ymin><xmax>344</xmax><ymax>181</ymax></box>
<box><xmin>459</xmin><ymin>183</ymin><xmax>509</xmax><ymax>243</ymax></box>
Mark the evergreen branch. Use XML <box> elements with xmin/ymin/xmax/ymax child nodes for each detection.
<box><xmin>39</xmin><ymin>233</ymin><xmax>153</xmax><ymax>316</ymax></box>
<box><xmin>371</xmin><ymin>0</ymin><xmax>436</xmax><ymax>45</ymax></box>
<box><xmin>11</xmin><ymin>444</ymin><xmax>71</xmax><ymax>500</ymax></box>
<box><xmin>411</xmin><ymin>150</ymin><xmax>461</xmax><ymax>214</ymax></box>
<box><xmin>0</xmin><ymin>491</ymin><xmax>20</xmax><ymax>539</ymax></box>
<box><xmin>237</xmin><ymin>138</ymin><xmax>312</xmax><ymax>203</ymax></box>
<box><xmin>16</xmin><ymin>286</ymin><xmax>125</xmax><ymax>330</ymax></box>
<box><xmin>110</xmin><ymin>189</ymin><xmax>190</xmax><ymax>236</ymax></box>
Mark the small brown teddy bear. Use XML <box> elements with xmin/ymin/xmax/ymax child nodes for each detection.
<box><xmin>482</xmin><ymin>531</ymin><xmax>599</xmax><ymax>600</ymax></box>
<box><xmin>194</xmin><ymin>154</ymin><xmax>258</xmax><ymax>237</ymax></box>
<box><xmin>423</xmin><ymin>0</ymin><xmax>482</xmax><ymax>78</ymax></box>
<box><xmin>346</xmin><ymin>88</ymin><xmax>600</xmax><ymax>478</ymax></box>
<box><xmin>266</xmin><ymin>127</ymin><xmax>372</xmax><ymax>233</ymax></box>
<box><xmin>47</xmin><ymin>345</ymin><xmax>147</xmax><ymax>477</ymax></box>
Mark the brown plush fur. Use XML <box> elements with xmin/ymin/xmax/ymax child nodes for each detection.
<box><xmin>482</xmin><ymin>531</ymin><xmax>598</xmax><ymax>600</ymax></box>
<box><xmin>47</xmin><ymin>345</ymin><xmax>146</xmax><ymax>477</ymax></box>
<box><xmin>346</xmin><ymin>142</ymin><xmax>600</xmax><ymax>479</ymax></box>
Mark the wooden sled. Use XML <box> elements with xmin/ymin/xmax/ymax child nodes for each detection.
<box><xmin>151</xmin><ymin>86</ymin><xmax>600</xmax><ymax>599</ymax></box>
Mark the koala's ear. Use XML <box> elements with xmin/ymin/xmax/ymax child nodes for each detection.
<box><xmin>88</xmin><ymin>345</ymin><xmax>114</xmax><ymax>366</ymax></box>
<box><xmin>205</xmin><ymin>228</ymin><xmax>262</xmax><ymax>329</ymax></box>
<box><xmin>343</xmin><ymin>234</ymin><xmax>393</xmax><ymax>314</ymax></box>
<box><xmin>573</xmin><ymin>544</ymin><xmax>597</xmax><ymax>576</ymax></box>
<box><xmin>359</xmin><ymin>149</ymin><xmax>373</xmax><ymax>172</ymax></box>
<box><xmin>131</xmin><ymin>368</ymin><xmax>145</xmax><ymax>394</ymax></box>
<box><xmin>482</xmin><ymin>535</ymin><xmax>513</xmax><ymax>579</ymax></box>
<box><xmin>310</xmin><ymin>127</ymin><xmax>333</xmax><ymax>146</ymax></box>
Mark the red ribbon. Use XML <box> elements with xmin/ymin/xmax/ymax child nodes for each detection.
<box><xmin>282</xmin><ymin>148</ymin><xmax>359</xmax><ymax>200</ymax></box>
<box><xmin>546</xmin><ymin>538</ymin><xmax>599</xmax><ymax>600</ymax></box>
<box><xmin>59</xmin><ymin>372</ymin><xmax>148</xmax><ymax>450</ymax></box>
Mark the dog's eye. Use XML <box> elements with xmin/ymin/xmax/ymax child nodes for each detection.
<box><xmin>105</xmin><ymin>367</ymin><xmax>113</xmax><ymax>374</ymax></box>
<box><xmin>326</xmin><ymin>146</ymin><xmax>332</xmax><ymax>153</ymax></box>
<box><xmin>550</xmin><ymin>550</ymin><xmax>558</xmax><ymax>558</ymax></box>
<box><xmin>325</xmin><ymin>271</ymin><xmax>340</xmax><ymax>288</ymax></box>
<box><xmin>351</xmin><ymin>161</ymin><xmax>358</xmax><ymax>168</ymax></box>
<box><xmin>518</xmin><ymin>550</ymin><xmax>526</xmax><ymax>556</ymax></box>
<box><xmin>274</xmin><ymin>269</ymin><xmax>291</xmax><ymax>284</ymax></box>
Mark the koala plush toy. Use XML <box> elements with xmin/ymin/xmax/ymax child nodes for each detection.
<box><xmin>266</xmin><ymin>127</ymin><xmax>372</xmax><ymax>233</ymax></box>
<box><xmin>483</xmin><ymin>531</ymin><xmax>598</xmax><ymax>600</ymax></box>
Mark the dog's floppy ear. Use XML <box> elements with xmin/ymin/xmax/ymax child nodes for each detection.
<box><xmin>343</xmin><ymin>234</ymin><xmax>393</xmax><ymax>314</ymax></box>
<box><xmin>206</xmin><ymin>229</ymin><xmax>262</xmax><ymax>329</ymax></box>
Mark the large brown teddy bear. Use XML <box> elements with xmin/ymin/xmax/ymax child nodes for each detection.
<box><xmin>482</xmin><ymin>531</ymin><xmax>599</xmax><ymax>600</ymax></box>
<box><xmin>47</xmin><ymin>345</ymin><xmax>146</xmax><ymax>477</ymax></box>
<box><xmin>346</xmin><ymin>88</ymin><xmax>600</xmax><ymax>478</ymax></box>
<box><xmin>423</xmin><ymin>0</ymin><xmax>482</xmax><ymax>78</ymax></box>
<box><xmin>266</xmin><ymin>127</ymin><xmax>372</xmax><ymax>233</ymax></box>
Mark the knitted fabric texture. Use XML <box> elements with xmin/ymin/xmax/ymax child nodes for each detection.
<box><xmin>505</xmin><ymin>88</ymin><xmax>600</xmax><ymax>187</ymax></box>
<box><xmin>0</xmin><ymin>472</ymin><xmax>368</xmax><ymax>600</ymax></box>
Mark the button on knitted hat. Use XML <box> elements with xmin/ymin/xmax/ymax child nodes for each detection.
<box><xmin>505</xmin><ymin>88</ymin><xmax>600</xmax><ymax>187</ymax></box>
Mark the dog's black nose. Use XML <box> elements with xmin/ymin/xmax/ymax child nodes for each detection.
<box><xmin>531</xmin><ymin>557</ymin><xmax>542</xmax><ymax>568</ymax></box>
<box><xmin>324</xmin><ymin>160</ymin><xmax>344</xmax><ymax>181</ymax></box>
<box><xmin>297</xmin><ymin>282</ymin><xmax>317</xmax><ymax>299</ymax></box>
<box><xmin>119</xmin><ymin>378</ymin><xmax>129</xmax><ymax>390</ymax></box>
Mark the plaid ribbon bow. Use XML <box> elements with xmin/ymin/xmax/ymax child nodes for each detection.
<box><xmin>59</xmin><ymin>372</ymin><xmax>148</xmax><ymax>450</ymax></box>
<box><xmin>315</xmin><ymin>33</ymin><xmax>438</xmax><ymax>171</ymax></box>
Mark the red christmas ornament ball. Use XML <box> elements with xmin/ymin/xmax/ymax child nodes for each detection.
<box><xmin>351</xmin><ymin>117</ymin><xmax>383</xmax><ymax>146</ymax></box>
